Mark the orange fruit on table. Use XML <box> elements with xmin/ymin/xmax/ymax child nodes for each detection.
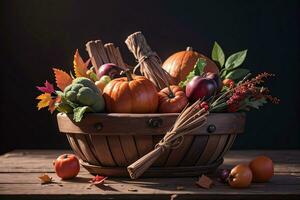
<box><xmin>228</xmin><ymin>164</ymin><xmax>253</xmax><ymax>188</ymax></box>
<box><xmin>249</xmin><ymin>156</ymin><xmax>274</xmax><ymax>182</ymax></box>
<box><xmin>53</xmin><ymin>154</ymin><xmax>80</xmax><ymax>180</ymax></box>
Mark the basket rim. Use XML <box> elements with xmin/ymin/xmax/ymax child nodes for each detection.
<box><xmin>56</xmin><ymin>112</ymin><xmax>246</xmax><ymax>135</ymax></box>
<box><xmin>57</xmin><ymin>112</ymin><xmax>246</xmax><ymax>118</ymax></box>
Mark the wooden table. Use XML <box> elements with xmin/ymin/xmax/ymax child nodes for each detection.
<box><xmin>0</xmin><ymin>150</ymin><xmax>299</xmax><ymax>200</ymax></box>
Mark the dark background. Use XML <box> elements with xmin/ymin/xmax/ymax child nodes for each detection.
<box><xmin>1</xmin><ymin>0</ymin><xmax>299</xmax><ymax>154</ymax></box>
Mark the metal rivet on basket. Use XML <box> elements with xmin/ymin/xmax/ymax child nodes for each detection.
<box><xmin>148</xmin><ymin>117</ymin><xmax>163</xmax><ymax>128</ymax></box>
<box><xmin>94</xmin><ymin>123</ymin><xmax>103</xmax><ymax>131</ymax></box>
<box><xmin>207</xmin><ymin>124</ymin><xmax>216</xmax><ymax>133</ymax></box>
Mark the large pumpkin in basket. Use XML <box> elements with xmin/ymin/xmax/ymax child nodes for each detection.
<box><xmin>103</xmin><ymin>71</ymin><xmax>158</xmax><ymax>113</ymax></box>
<box><xmin>162</xmin><ymin>47</ymin><xmax>219</xmax><ymax>84</ymax></box>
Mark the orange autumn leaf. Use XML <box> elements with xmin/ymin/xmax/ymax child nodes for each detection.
<box><xmin>73</xmin><ymin>49</ymin><xmax>90</xmax><ymax>78</ymax></box>
<box><xmin>48</xmin><ymin>96</ymin><xmax>61</xmax><ymax>113</ymax></box>
<box><xmin>36</xmin><ymin>93</ymin><xmax>52</xmax><ymax>110</ymax></box>
<box><xmin>53</xmin><ymin>68</ymin><xmax>73</xmax><ymax>91</ymax></box>
<box><xmin>38</xmin><ymin>174</ymin><xmax>53</xmax><ymax>184</ymax></box>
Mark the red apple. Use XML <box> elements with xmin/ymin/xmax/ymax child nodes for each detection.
<box><xmin>186</xmin><ymin>76</ymin><xmax>217</xmax><ymax>102</ymax></box>
<box><xmin>203</xmin><ymin>72</ymin><xmax>222</xmax><ymax>92</ymax></box>
<box><xmin>97</xmin><ymin>63</ymin><xmax>123</xmax><ymax>79</ymax></box>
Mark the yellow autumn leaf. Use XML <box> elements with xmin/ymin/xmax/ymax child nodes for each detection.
<box><xmin>36</xmin><ymin>93</ymin><xmax>52</xmax><ymax>110</ymax></box>
<box><xmin>73</xmin><ymin>49</ymin><xmax>90</xmax><ymax>78</ymax></box>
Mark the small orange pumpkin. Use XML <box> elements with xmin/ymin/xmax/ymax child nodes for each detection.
<box><xmin>162</xmin><ymin>47</ymin><xmax>219</xmax><ymax>84</ymax></box>
<box><xmin>158</xmin><ymin>85</ymin><xmax>188</xmax><ymax>113</ymax></box>
<box><xmin>103</xmin><ymin>71</ymin><xmax>158</xmax><ymax>113</ymax></box>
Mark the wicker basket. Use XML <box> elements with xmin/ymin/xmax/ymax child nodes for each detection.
<box><xmin>57</xmin><ymin>112</ymin><xmax>245</xmax><ymax>177</ymax></box>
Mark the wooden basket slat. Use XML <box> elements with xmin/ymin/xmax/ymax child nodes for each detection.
<box><xmin>74</xmin><ymin>134</ymin><xmax>100</xmax><ymax>165</ymax></box>
<box><xmin>119</xmin><ymin>136</ymin><xmax>139</xmax><ymax>164</ymax></box>
<box><xmin>152</xmin><ymin>136</ymin><xmax>170</xmax><ymax>166</ymax></box>
<box><xmin>218</xmin><ymin>134</ymin><xmax>237</xmax><ymax>161</ymax></box>
<box><xmin>66</xmin><ymin>134</ymin><xmax>87</xmax><ymax>161</ymax></box>
<box><xmin>207</xmin><ymin>135</ymin><xmax>228</xmax><ymax>164</ymax></box>
<box><xmin>85</xmin><ymin>134</ymin><xmax>103</xmax><ymax>165</ymax></box>
<box><xmin>164</xmin><ymin>136</ymin><xmax>194</xmax><ymax>166</ymax></box>
<box><xmin>179</xmin><ymin>136</ymin><xmax>209</xmax><ymax>166</ymax></box>
<box><xmin>196</xmin><ymin>135</ymin><xmax>221</xmax><ymax>165</ymax></box>
<box><xmin>134</xmin><ymin>135</ymin><xmax>153</xmax><ymax>157</ymax></box>
<box><xmin>107</xmin><ymin>136</ymin><xmax>128</xmax><ymax>166</ymax></box>
<box><xmin>89</xmin><ymin>135</ymin><xmax>116</xmax><ymax>167</ymax></box>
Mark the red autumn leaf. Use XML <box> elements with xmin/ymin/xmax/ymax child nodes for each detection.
<box><xmin>36</xmin><ymin>80</ymin><xmax>55</xmax><ymax>94</ymax></box>
<box><xmin>73</xmin><ymin>49</ymin><xmax>90</xmax><ymax>78</ymax></box>
<box><xmin>53</xmin><ymin>68</ymin><xmax>73</xmax><ymax>91</ymax></box>
<box><xmin>89</xmin><ymin>175</ymin><xmax>107</xmax><ymax>186</ymax></box>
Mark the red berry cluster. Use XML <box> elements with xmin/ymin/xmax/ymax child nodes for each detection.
<box><xmin>194</xmin><ymin>101</ymin><xmax>209</xmax><ymax>111</ymax></box>
<box><xmin>200</xmin><ymin>101</ymin><xmax>209</xmax><ymax>111</ymax></box>
<box><xmin>227</xmin><ymin>85</ymin><xmax>248</xmax><ymax>112</ymax></box>
<box><xmin>226</xmin><ymin>72</ymin><xmax>279</xmax><ymax>112</ymax></box>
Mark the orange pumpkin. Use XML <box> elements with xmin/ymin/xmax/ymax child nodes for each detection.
<box><xmin>162</xmin><ymin>47</ymin><xmax>219</xmax><ymax>84</ymax></box>
<box><xmin>103</xmin><ymin>71</ymin><xmax>158</xmax><ymax>113</ymax></box>
<box><xmin>158</xmin><ymin>85</ymin><xmax>188</xmax><ymax>113</ymax></box>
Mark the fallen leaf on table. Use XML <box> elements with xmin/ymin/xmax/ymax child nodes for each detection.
<box><xmin>38</xmin><ymin>174</ymin><xmax>54</xmax><ymax>184</ymax></box>
<box><xmin>89</xmin><ymin>175</ymin><xmax>107</xmax><ymax>186</ymax></box>
<box><xmin>195</xmin><ymin>175</ymin><xmax>214</xmax><ymax>189</ymax></box>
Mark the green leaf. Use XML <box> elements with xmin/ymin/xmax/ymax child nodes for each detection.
<box><xmin>212</xmin><ymin>42</ymin><xmax>225</xmax><ymax>67</ymax></box>
<box><xmin>225</xmin><ymin>50</ymin><xmax>247</xmax><ymax>70</ymax></box>
<box><xmin>73</xmin><ymin>106</ymin><xmax>93</xmax><ymax>122</ymax></box>
<box><xmin>56</xmin><ymin>102</ymin><xmax>73</xmax><ymax>113</ymax></box>
<box><xmin>194</xmin><ymin>58</ymin><xmax>207</xmax><ymax>76</ymax></box>
<box><xmin>225</xmin><ymin>68</ymin><xmax>250</xmax><ymax>80</ymax></box>
<box><xmin>179</xmin><ymin>58</ymin><xmax>206</xmax><ymax>88</ymax></box>
<box><xmin>240</xmin><ymin>97</ymin><xmax>267</xmax><ymax>110</ymax></box>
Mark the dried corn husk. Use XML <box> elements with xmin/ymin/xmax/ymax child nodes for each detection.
<box><xmin>125</xmin><ymin>32</ymin><xmax>173</xmax><ymax>90</ymax></box>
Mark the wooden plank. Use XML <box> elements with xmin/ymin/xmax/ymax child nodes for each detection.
<box><xmin>0</xmin><ymin>178</ymin><xmax>299</xmax><ymax>199</ymax></box>
<box><xmin>1</xmin><ymin>150</ymin><xmax>299</xmax><ymax>173</ymax></box>
<box><xmin>0</xmin><ymin>150</ymin><xmax>299</xmax><ymax>199</ymax></box>
<box><xmin>1</xmin><ymin>172</ymin><xmax>299</xmax><ymax>185</ymax></box>
<box><xmin>56</xmin><ymin>113</ymin><xmax>245</xmax><ymax>135</ymax></box>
